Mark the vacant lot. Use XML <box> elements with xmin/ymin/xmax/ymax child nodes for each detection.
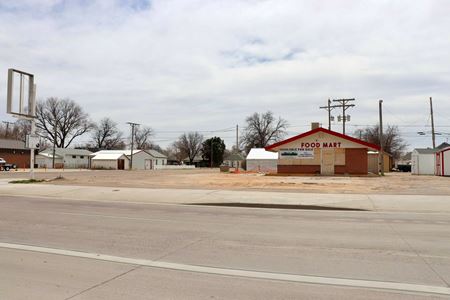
<box><xmin>1</xmin><ymin>169</ymin><xmax>448</xmax><ymax>195</ymax></box>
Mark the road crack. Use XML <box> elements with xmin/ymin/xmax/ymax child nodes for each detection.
<box><xmin>64</xmin><ymin>265</ymin><xmax>141</xmax><ymax>300</ymax></box>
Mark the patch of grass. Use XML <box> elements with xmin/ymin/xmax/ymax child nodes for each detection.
<box><xmin>9</xmin><ymin>179</ymin><xmax>46</xmax><ymax>184</ymax></box>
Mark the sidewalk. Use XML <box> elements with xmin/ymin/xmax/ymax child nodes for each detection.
<box><xmin>1</xmin><ymin>180</ymin><xmax>449</xmax><ymax>213</ymax></box>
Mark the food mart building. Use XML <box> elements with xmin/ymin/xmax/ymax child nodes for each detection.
<box><xmin>265</xmin><ymin>126</ymin><xmax>380</xmax><ymax>175</ymax></box>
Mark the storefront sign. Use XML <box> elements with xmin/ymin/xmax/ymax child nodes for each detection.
<box><xmin>297</xmin><ymin>142</ymin><xmax>342</xmax><ymax>148</ymax></box>
<box><xmin>280</xmin><ymin>148</ymin><xmax>315</xmax><ymax>159</ymax></box>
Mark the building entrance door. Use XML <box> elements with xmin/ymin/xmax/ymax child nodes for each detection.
<box><xmin>145</xmin><ymin>159</ymin><xmax>152</xmax><ymax>170</ymax></box>
<box><xmin>118</xmin><ymin>159</ymin><xmax>125</xmax><ymax>170</ymax></box>
<box><xmin>321</xmin><ymin>148</ymin><xmax>335</xmax><ymax>175</ymax></box>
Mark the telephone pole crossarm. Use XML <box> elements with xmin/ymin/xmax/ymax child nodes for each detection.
<box><xmin>332</xmin><ymin>98</ymin><xmax>356</xmax><ymax>135</ymax></box>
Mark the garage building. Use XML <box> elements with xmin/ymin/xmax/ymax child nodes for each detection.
<box><xmin>411</xmin><ymin>148</ymin><xmax>436</xmax><ymax>175</ymax></box>
<box><xmin>36</xmin><ymin>148</ymin><xmax>92</xmax><ymax>169</ymax></box>
<box><xmin>91</xmin><ymin>152</ymin><xmax>130</xmax><ymax>170</ymax></box>
<box><xmin>265</xmin><ymin>126</ymin><xmax>380</xmax><ymax>175</ymax></box>
<box><xmin>246</xmin><ymin>148</ymin><xmax>278</xmax><ymax>173</ymax></box>
<box><xmin>90</xmin><ymin>149</ymin><xmax>167</xmax><ymax>170</ymax></box>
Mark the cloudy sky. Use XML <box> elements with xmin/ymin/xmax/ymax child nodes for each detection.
<box><xmin>1</xmin><ymin>0</ymin><xmax>450</xmax><ymax>150</ymax></box>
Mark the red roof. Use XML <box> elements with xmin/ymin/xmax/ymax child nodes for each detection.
<box><xmin>265</xmin><ymin>127</ymin><xmax>380</xmax><ymax>151</ymax></box>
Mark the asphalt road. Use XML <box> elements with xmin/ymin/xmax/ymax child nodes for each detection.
<box><xmin>1</xmin><ymin>195</ymin><xmax>450</xmax><ymax>299</ymax></box>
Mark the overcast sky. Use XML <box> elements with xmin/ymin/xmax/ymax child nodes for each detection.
<box><xmin>1</xmin><ymin>0</ymin><xmax>449</xmax><ymax>150</ymax></box>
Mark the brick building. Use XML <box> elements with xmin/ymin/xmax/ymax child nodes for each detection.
<box><xmin>265</xmin><ymin>126</ymin><xmax>380</xmax><ymax>175</ymax></box>
<box><xmin>0</xmin><ymin>139</ymin><xmax>33</xmax><ymax>168</ymax></box>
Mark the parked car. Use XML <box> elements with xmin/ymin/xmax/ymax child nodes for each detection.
<box><xmin>0</xmin><ymin>157</ymin><xmax>17</xmax><ymax>171</ymax></box>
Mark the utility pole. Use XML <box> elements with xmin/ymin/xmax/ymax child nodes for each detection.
<box><xmin>210</xmin><ymin>138</ymin><xmax>214</xmax><ymax>168</ymax></box>
<box><xmin>319</xmin><ymin>99</ymin><xmax>334</xmax><ymax>130</ymax></box>
<box><xmin>430</xmin><ymin>97</ymin><xmax>436</xmax><ymax>149</ymax></box>
<box><xmin>52</xmin><ymin>122</ymin><xmax>57</xmax><ymax>169</ymax></box>
<box><xmin>127</xmin><ymin>122</ymin><xmax>140</xmax><ymax>170</ymax></box>
<box><xmin>379</xmin><ymin>100</ymin><xmax>384</xmax><ymax>176</ymax></box>
<box><xmin>236</xmin><ymin>124</ymin><xmax>239</xmax><ymax>152</ymax></box>
<box><xmin>2</xmin><ymin>121</ymin><xmax>14</xmax><ymax>138</ymax></box>
<box><xmin>332</xmin><ymin>98</ymin><xmax>355</xmax><ymax>135</ymax></box>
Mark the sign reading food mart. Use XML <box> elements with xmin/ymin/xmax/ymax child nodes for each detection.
<box><xmin>280</xmin><ymin>148</ymin><xmax>314</xmax><ymax>159</ymax></box>
<box><xmin>298</xmin><ymin>142</ymin><xmax>342</xmax><ymax>148</ymax></box>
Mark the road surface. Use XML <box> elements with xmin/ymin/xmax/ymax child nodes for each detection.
<box><xmin>1</xmin><ymin>194</ymin><xmax>449</xmax><ymax>299</ymax></box>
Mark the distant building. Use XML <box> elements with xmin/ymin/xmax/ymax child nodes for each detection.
<box><xmin>435</xmin><ymin>146</ymin><xmax>450</xmax><ymax>176</ymax></box>
<box><xmin>246</xmin><ymin>148</ymin><xmax>278</xmax><ymax>173</ymax></box>
<box><xmin>367</xmin><ymin>151</ymin><xmax>393</xmax><ymax>174</ymax></box>
<box><xmin>90</xmin><ymin>149</ymin><xmax>167</xmax><ymax>170</ymax></box>
<box><xmin>36</xmin><ymin>148</ymin><xmax>92</xmax><ymax>169</ymax></box>
<box><xmin>0</xmin><ymin>138</ymin><xmax>33</xmax><ymax>168</ymax></box>
<box><xmin>223</xmin><ymin>152</ymin><xmax>245</xmax><ymax>169</ymax></box>
<box><xmin>411</xmin><ymin>148</ymin><xmax>437</xmax><ymax>175</ymax></box>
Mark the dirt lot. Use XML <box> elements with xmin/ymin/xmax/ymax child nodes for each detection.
<box><xmin>2</xmin><ymin>169</ymin><xmax>449</xmax><ymax>195</ymax></box>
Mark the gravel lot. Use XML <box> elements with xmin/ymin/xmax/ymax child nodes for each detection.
<box><xmin>1</xmin><ymin>169</ymin><xmax>449</xmax><ymax>195</ymax></box>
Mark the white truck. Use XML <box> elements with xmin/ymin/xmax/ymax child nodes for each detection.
<box><xmin>0</xmin><ymin>158</ymin><xmax>17</xmax><ymax>171</ymax></box>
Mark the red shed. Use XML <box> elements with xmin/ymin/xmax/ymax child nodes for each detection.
<box><xmin>435</xmin><ymin>147</ymin><xmax>450</xmax><ymax>176</ymax></box>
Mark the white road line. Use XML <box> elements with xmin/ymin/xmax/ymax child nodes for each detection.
<box><xmin>1</xmin><ymin>242</ymin><xmax>449</xmax><ymax>296</ymax></box>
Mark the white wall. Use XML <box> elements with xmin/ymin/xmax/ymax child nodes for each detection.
<box><xmin>130</xmin><ymin>152</ymin><xmax>167</xmax><ymax>170</ymax></box>
<box><xmin>62</xmin><ymin>154</ymin><xmax>90</xmax><ymax>168</ymax></box>
<box><xmin>154</xmin><ymin>165</ymin><xmax>195</xmax><ymax>170</ymax></box>
<box><xmin>443</xmin><ymin>151</ymin><xmax>450</xmax><ymax>176</ymax></box>
<box><xmin>92</xmin><ymin>158</ymin><xmax>129</xmax><ymax>170</ymax></box>
<box><xmin>247</xmin><ymin>159</ymin><xmax>278</xmax><ymax>173</ymax></box>
<box><xmin>412</xmin><ymin>152</ymin><xmax>435</xmax><ymax>175</ymax></box>
<box><xmin>36</xmin><ymin>156</ymin><xmax>63</xmax><ymax>168</ymax></box>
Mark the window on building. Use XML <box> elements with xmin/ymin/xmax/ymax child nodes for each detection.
<box><xmin>72</xmin><ymin>155</ymin><xmax>76</xmax><ymax>159</ymax></box>
<box><xmin>80</xmin><ymin>156</ymin><xmax>84</xmax><ymax>159</ymax></box>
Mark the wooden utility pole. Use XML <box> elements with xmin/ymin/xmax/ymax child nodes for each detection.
<box><xmin>2</xmin><ymin>121</ymin><xmax>14</xmax><ymax>138</ymax></box>
<box><xmin>379</xmin><ymin>100</ymin><xmax>384</xmax><ymax>176</ymax></box>
<box><xmin>236</xmin><ymin>125</ymin><xmax>239</xmax><ymax>152</ymax></box>
<box><xmin>319</xmin><ymin>99</ymin><xmax>334</xmax><ymax>130</ymax></box>
<box><xmin>52</xmin><ymin>122</ymin><xmax>57</xmax><ymax>169</ymax></box>
<box><xmin>430</xmin><ymin>97</ymin><xmax>436</xmax><ymax>149</ymax></box>
<box><xmin>127</xmin><ymin>122</ymin><xmax>140</xmax><ymax>170</ymax></box>
<box><xmin>332</xmin><ymin>98</ymin><xmax>355</xmax><ymax>135</ymax></box>
<box><xmin>210</xmin><ymin>138</ymin><xmax>213</xmax><ymax>168</ymax></box>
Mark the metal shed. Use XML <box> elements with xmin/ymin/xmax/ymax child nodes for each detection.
<box><xmin>246</xmin><ymin>148</ymin><xmax>278</xmax><ymax>173</ymax></box>
<box><xmin>411</xmin><ymin>148</ymin><xmax>436</xmax><ymax>175</ymax></box>
<box><xmin>435</xmin><ymin>147</ymin><xmax>450</xmax><ymax>176</ymax></box>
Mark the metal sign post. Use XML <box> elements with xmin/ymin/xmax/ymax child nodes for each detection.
<box><xmin>6</xmin><ymin>69</ymin><xmax>38</xmax><ymax>179</ymax></box>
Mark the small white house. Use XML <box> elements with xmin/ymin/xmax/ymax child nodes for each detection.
<box><xmin>90</xmin><ymin>149</ymin><xmax>167</xmax><ymax>170</ymax></box>
<box><xmin>36</xmin><ymin>148</ymin><xmax>92</xmax><ymax>169</ymax></box>
<box><xmin>246</xmin><ymin>148</ymin><xmax>278</xmax><ymax>173</ymax></box>
<box><xmin>435</xmin><ymin>147</ymin><xmax>450</xmax><ymax>176</ymax></box>
<box><xmin>411</xmin><ymin>148</ymin><xmax>436</xmax><ymax>175</ymax></box>
<box><xmin>91</xmin><ymin>152</ymin><xmax>129</xmax><ymax>170</ymax></box>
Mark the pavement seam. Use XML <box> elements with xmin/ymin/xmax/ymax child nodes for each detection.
<box><xmin>382</xmin><ymin>216</ymin><xmax>450</xmax><ymax>288</ymax></box>
<box><xmin>64</xmin><ymin>265</ymin><xmax>141</xmax><ymax>300</ymax></box>
<box><xmin>1</xmin><ymin>242</ymin><xmax>450</xmax><ymax>296</ymax></box>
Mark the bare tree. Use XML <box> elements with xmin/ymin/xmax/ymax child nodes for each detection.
<box><xmin>133</xmin><ymin>126</ymin><xmax>154</xmax><ymax>149</ymax></box>
<box><xmin>0</xmin><ymin>120</ymin><xmax>30</xmax><ymax>141</ymax></box>
<box><xmin>164</xmin><ymin>145</ymin><xmax>184</xmax><ymax>164</ymax></box>
<box><xmin>355</xmin><ymin>124</ymin><xmax>407</xmax><ymax>159</ymax></box>
<box><xmin>174</xmin><ymin>132</ymin><xmax>204</xmax><ymax>164</ymax></box>
<box><xmin>36</xmin><ymin>97</ymin><xmax>93</xmax><ymax>148</ymax></box>
<box><xmin>92</xmin><ymin>118</ymin><xmax>123</xmax><ymax>149</ymax></box>
<box><xmin>241</xmin><ymin>111</ymin><xmax>288</xmax><ymax>153</ymax></box>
